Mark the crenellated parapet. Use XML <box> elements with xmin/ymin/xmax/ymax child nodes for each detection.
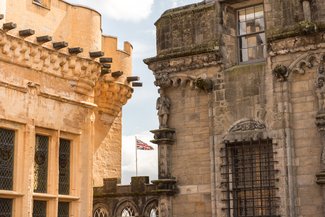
<box><xmin>0</xmin><ymin>30</ymin><xmax>101</xmax><ymax>95</ymax></box>
<box><xmin>94</xmin><ymin>79</ymin><xmax>133</xmax><ymax>116</ymax></box>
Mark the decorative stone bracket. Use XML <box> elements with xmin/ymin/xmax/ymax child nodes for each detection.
<box><xmin>273</xmin><ymin>64</ymin><xmax>289</xmax><ymax>82</ymax></box>
<box><xmin>94</xmin><ymin>80</ymin><xmax>133</xmax><ymax>116</ymax></box>
<box><xmin>150</xmin><ymin>128</ymin><xmax>175</xmax><ymax>145</ymax></box>
<box><xmin>151</xmin><ymin>179</ymin><xmax>177</xmax><ymax>195</ymax></box>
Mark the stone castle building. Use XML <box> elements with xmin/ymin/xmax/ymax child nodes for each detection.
<box><xmin>0</xmin><ymin>0</ymin><xmax>138</xmax><ymax>216</ymax></box>
<box><xmin>141</xmin><ymin>0</ymin><xmax>325</xmax><ymax>216</ymax></box>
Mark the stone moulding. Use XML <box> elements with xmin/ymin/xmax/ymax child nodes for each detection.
<box><xmin>94</xmin><ymin>80</ymin><xmax>133</xmax><ymax>116</ymax></box>
<box><xmin>154</xmin><ymin>72</ymin><xmax>215</xmax><ymax>92</ymax></box>
<box><xmin>224</xmin><ymin>119</ymin><xmax>268</xmax><ymax>142</ymax></box>
<box><xmin>144</xmin><ymin>51</ymin><xmax>222</xmax><ymax>74</ymax></box>
<box><xmin>0</xmin><ymin>30</ymin><xmax>101</xmax><ymax>95</ymax></box>
<box><xmin>229</xmin><ymin>120</ymin><xmax>266</xmax><ymax>132</ymax></box>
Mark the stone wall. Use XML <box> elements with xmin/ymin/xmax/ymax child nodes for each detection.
<box><xmin>145</xmin><ymin>0</ymin><xmax>325</xmax><ymax>217</ymax></box>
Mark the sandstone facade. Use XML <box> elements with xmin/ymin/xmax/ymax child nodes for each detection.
<box><xmin>143</xmin><ymin>0</ymin><xmax>325</xmax><ymax>217</ymax></box>
<box><xmin>0</xmin><ymin>0</ymin><xmax>134</xmax><ymax>216</ymax></box>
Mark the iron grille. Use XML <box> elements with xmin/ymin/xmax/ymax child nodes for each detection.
<box><xmin>58</xmin><ymin>202</ymin><xmax>69</xmax><ymax>217</ymax></box>
<box><xmin>59</xmin><ymin>138</ymin><xmax>70</xmax><ymax>195</ymax></box>
<box><xmin>34</xmin><ymin>135</ymin><xmax>49</xmax><ymax>193</ymax></box>
<box><xmin>222</xmin><ymin>138</ymin><xmax>279</xmax><ymax>217</ymax></box>
<box><xmin>0</xmin><ymin>198</ymin><xmax>13</xmax><ymax>217</ymax></box>
<box><xmin>33</xmin><ymin>200</ymin><xmax>47</xmax><ymax>217</ymax></box>
<box><xmin>0</xmin><ymin>128</ymin><xmax>15</xmax><ymax>190</ymax></box>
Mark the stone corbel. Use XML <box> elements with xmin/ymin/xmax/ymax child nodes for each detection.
<box><xmin>272</xmin><ymin>64</ymin><xmax>288</xmax><ymax>82</ymax></box>
<box><xmin>94</xmin><ymin>80</ymin><xmax>133</xmax><ymax>116</ymax></box>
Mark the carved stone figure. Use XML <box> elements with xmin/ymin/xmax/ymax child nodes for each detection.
<box><xmin>272</xmin><ymin>64</ymin><xmax>288</xmax><ymax>81</ymax></box>
<box><xmin>156</xmin><ymin>89</ymin><xmax>171</xmax><ymax>128</ymax></box>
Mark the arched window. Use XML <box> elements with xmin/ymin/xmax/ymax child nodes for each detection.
<box><xmin>144</xmin><ymin>200</ymin><xmax>159</xmax><ymax>217</ymax></box>
<box><xmin>93</xmin><ymin>207</ymin><xmax>108</xmax><ymax>217</ymax></box>
<box><xmin>121</xmin><ymin>206</ymin><xmax>135</xmax><ymax>217</ymax></box>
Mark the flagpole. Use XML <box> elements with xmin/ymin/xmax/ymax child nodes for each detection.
<box><xmin>135</xmin><ymin>136</ymin><xmax>138</xmax><ymax>176</ymax></box>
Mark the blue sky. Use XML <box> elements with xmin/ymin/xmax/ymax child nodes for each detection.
<box><xmin>66</xmin><ymin>0</ymin><xmax>201</xmax><ymax>184</ymax></box>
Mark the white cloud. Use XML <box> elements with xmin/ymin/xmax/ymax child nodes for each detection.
<box><xmin>66</xmin><ymin>0</ymin><xmax>154</xmax><ymax>22</ymax></box>
<box><xmin>121</xmin><ymin>131</ymin><xmax>158</xmax><ymax>184</ymax></box>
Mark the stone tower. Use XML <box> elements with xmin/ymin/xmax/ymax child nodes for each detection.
<box><xmin>145</xmin><ymin>0</ymin><xmax>325</xmax><ymax>217</ymax></box>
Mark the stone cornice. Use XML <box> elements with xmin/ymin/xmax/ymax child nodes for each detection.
<box><xmin>0</xmin><ymin>30</ymin><xmax>101</xmax><ymax>95</ymax></box>
<box><xmin>95</xmin><ymin>80</ymin><xmax>133</xmax><ymax>116</ymax></box>
<box><xmin>144</xmin><ymin>51</ymin><xmax>221</xmax><ymax>74</ymax></box>
<box><xmin>269</xmin><ymin>31</ymin><xmax>325</xmax><ymax>57</ymax></box>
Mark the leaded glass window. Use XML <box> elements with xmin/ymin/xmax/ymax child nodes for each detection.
<box><xmin>237</xmin><ymin>5</ymin><xmax>266</xmax><ymax>62</ymax></box>
<box><xmin>121</xmin><ymin>206</ymin><xmax>135</xmax><ymax>217</ymax></box>
<box><xmin>222</xmin><ymin>138</ymin><xmax>278</xmax><ymax>217</ymax></box>
<box><xmin>33</xmin><ymin>200</ymin><xmax>47</xmax><ymax>217</ymax></box>
<box><xmin>59</xmin><ymin>138</ymin><xmax>70</xmax><ymax>195</ymax></box>
<box><xmin>58</xmin><ymin>202</ymin><xmax>69</xmax><ymax>217</ymax></box>
<box><xmin>93</xmin><ymin>207</ymin><xmax>108</xmax><ymax>217</ymax></box>
<box><xmin>0</xmin><ymin>128</ymin><xmax>15</xmax><ymax>190</ymax></box>
<box><xmin>0</xmin><ymin>198</ymin><xmax>13</xmax><ymax>217</ymax></box>
<box><xmin>34</xmin><ymin>135</ymin><xmax>49</xmax><ymax>193</ymax></box>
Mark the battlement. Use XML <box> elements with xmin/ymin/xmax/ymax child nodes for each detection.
<box><xmin>94</xmin><ymin>177</ymin><xmax>156</xmax><ymax>197</ymax></box>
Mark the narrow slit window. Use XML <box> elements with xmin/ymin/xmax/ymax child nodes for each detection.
<box><xmin>238</xmin><ymin>5</ymin><xmax>266</xmax><ymax>62</ymax></box>
<box><xmin>33</xmin><ymin>200</ymin><xmax>47</xmax><ymax>217</ymax></box>
<box><xmin>0</xmin><ymin>198</ymin><xmax>13</xmax><ymax>217</ymax></box>
<box><xmin>0</xmin><ymin>128</ymin><xmax>15</xmax><ymax>190</ymax></box>
<box><xmin>34</xmin><ymin>135</ymin><xmax>49</xmax><ymax>193</ymax></box>
<box><xmin>222</xmin><ymin>138</ymin><xmax>279</xmax><ymax>217</ymax></box>
<box><xmin>59</xmin><ymin>138</ymin><xmax>71</xmax><ymax>195</ymax></box>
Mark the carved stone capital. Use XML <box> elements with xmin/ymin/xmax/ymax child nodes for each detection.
<box><xmin>150</xmin><ymin>128</ymin><xmax>176</xmax><ymax>145</ymax></box>
<box><xmin>95</xmin><ymin>80</ymin><xmax>133</xmax><ymax>116</ymax></box>
<box><xmin>0</xmin><ymin>31</ymin><xmax>101</xmax><ymax>95</ymax></box>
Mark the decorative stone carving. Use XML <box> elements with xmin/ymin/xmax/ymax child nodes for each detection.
<box><xmin>229</xmin><ymin>120</ymin><xmax>266</xmax><ymax>132</ymax></box>
<box><xmin>316</xmin><ymin>61</ymin><xmax>325</xmax><ymax>88</ymax></box>
<box><xmin>94</xmin><ymin>80</ymin><xmax>133</xmax><ymax>116</ymax></box>
<box><xmin>315</xmin><ymin>112</ymin><xmax>325</xmax><ymax>131</ymax></box>
<box><xmin>272</xmin><ymin>64</ymin><xmax>289</xmax><ymax>81</ymax></box>
<box><xmin>156</xmin><ymin>89</ymin><xmax>171</xmax><ymax>129</ymax></box>
<box><xmin>0</xmin><ymin>31</ymin><xmax>101</xmax><ymax>95</ymax></box>
<box><xmin>154</xmin><ymin>73</ymin><xmax>172</xmax><ymax>88</ymax></box>
<box><xmin>193</xmin><ymin>77</ymin><xmax>213</xmax><ymax>92</ymax></box>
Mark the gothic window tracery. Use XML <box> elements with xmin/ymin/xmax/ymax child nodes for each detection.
<box><xmin>121</xmin><ymin>206</ymin><xmax>135</xmax><ymax>217</ymax></box>
<box><xmin>93</xmin><ymin>207</ymin><xmax>109</xmax><ymax>217</ymax></box>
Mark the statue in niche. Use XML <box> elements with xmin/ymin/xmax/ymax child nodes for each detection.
<box><xmin>156</xmin><ymin>89</ymin><xmax>171</xmax><ymax>129</ymax></box>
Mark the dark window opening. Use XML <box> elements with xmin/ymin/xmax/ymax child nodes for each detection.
<box><xmin>59</xmin><ymin>138</ymin><xmax>71</xmax><ymax>195</ymax></box>
<box><xmin>58</xmin><ymin>202</ymin><xmax>69</xmax><ymax>217</ymax></box>
<box><xmin>0</xmin><ymin>128</ymin><xmax>15</xmax><ymax>190</ymax></box>
<box><xmin>34</xmin><ymin>135</ymin><xmax>49</xmax><ymax>193</ymax></box>
<box><xmin>0</xmin><ymin>198</ymin><xmax>13</xmax><ymax>217</ymax></box>
<box><xmin>33</xmin><ymin>200</ymin><xmax>47</xmax><ymax>217</ymax></box>
<box><xmin>222</xmin><ymin>138</ymin><xmax>279</xmax><ymax>217</ymax></box>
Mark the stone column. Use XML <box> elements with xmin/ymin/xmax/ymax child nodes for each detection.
<box><xmin>302</xmin><ymin>0</ymin><xmax>312</xmax><ymax>22</ymax></box>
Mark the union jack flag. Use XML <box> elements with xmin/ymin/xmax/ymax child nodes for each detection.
<box><xmin>136</xmin><ymin>138</ymin><xmax>154</xmax><ymax>150</ymax></box>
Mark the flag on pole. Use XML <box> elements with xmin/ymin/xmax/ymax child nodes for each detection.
<box><xmin>136</xmin><ymin>138</ymin><xmax>154</xmax><ymax>150</ymax></box>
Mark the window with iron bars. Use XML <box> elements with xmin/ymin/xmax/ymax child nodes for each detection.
<box><xmin>222</xmin><ymin>138</ymin><xmax>279</xmax><ymax>217</ymax></box>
